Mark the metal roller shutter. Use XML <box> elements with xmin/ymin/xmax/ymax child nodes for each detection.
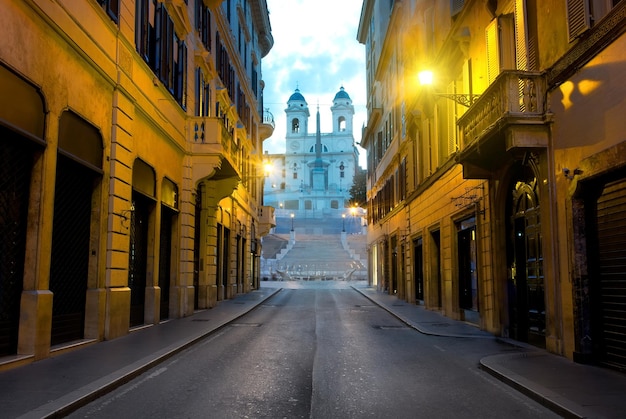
<box><xmin>596</xmin><ymin>177</ymin><xmax>626</xmax><ymax>369</ymax></box>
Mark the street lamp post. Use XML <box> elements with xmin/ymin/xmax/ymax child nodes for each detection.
<box><xmin>350</xmin><ymin>206</ymin><xmax>357</xmax><ymax>234</ymax></box>
<box><xmin>342</xmin><ymin>214</ymin><xmax>346</xmax><ymax>232</ymax></box>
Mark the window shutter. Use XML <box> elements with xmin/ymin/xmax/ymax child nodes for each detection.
<box><xmin>566</xmin><ymin>0</ymin><xmax>590</xmax><ymax>41</ymax></box>
<box><xmin>486</xmin><ymin>19</ymin><xmax>499</xmax><ymax>84</ymax></box>
<box><xmin>446</xmin><ymin>81</ymin><xmax>457</xmax><ymax>155</ymax></box>
<box><xmin>451</xmin><ymin>0</ymin><xmax>464</xmax><ymax>17</ymax></box>
<box><xmin>514</xmin><ymin>0</ymin><xmax>529</xmax><ymax>71</ymax></box>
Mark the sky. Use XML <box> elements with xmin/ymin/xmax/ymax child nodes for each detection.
<box><xmin>262</xmin><ymin>0</ymin><xmax>367</xmax><ymax>168</ymax></box>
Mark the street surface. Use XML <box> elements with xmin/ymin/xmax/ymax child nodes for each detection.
<box><xmin>69</xmin><ymin>281</ymin><xmax>559</xmax><ymax>418</ymax></box>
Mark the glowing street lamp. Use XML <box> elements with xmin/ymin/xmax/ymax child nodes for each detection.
<box><xmin>418</xmin><ymin>70</ymin><xmax>434</xmax><ymax>86</ymax></box>
<box><xmin>417</xmin><ymin>69</ymin><xmax>479</xmax><ymax>107</ymax></box>
<box><xmin>290</xmin><ymin>213</ymin><xmax>294</xmax><ymax>231</ymax></box>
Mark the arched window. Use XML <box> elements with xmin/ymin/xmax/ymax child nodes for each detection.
<box><xmin>338</xmin><ymin>116</ymin><xmax>346</xmax><ymax>131</ymax></box>
<box><xmin>291</xmin><ymin>118</ymin><xmax>300</xmax><ymax>133</ymax></box>
<box><xmin>309</xmin><ymin>145</ymin><xmax>329</xmax><ymax>153</ymax></box>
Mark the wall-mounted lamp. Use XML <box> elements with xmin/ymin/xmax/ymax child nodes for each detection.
<box><xmin>120</xmin><ymin>204</ymin><xmax>135</xmax><ymax>228</ymax></box>
<box><xmin>418</xmin><ymin>70</ymin><xmax>480</xmax><ymax>107</ymax></box>
<box><xmin>563</xmin><ymin>168</ymin><xmax>583</xmax><ymax>180</ymax></box>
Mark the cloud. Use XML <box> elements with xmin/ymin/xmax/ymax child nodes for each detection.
<box><xmin>262</xmin><ymin>0</ymin><xmax>366</xmax><ymax>168</ymax></box>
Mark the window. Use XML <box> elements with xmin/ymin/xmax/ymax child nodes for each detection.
<box><xmin>196</xmin><ymin>1</ymin><xmax>212</xmax><ymax>51</ymax></box>
<box><xmin>515</xmin><ymin>0</ymin><xmax>538</xmax><ymax>71</ymax></box>
<box><xmin>97</xmin><ymin>0</ymin><xmax>120</xmax><ymax>23</ymax></box>
<box><xmin>309</xmin><ymin>145</ymin><xmax>329</xmax><ymax>152</ymax></box>
<box><xmin>195</xmin><ymin>69</ymin><xmax>211</xmax><ymax>117</ymax></box>
<box><xmin>173</xmin><ymin>35</ymin><xmax>187</xmax><ymax>108</ymax></box>
<box><xmin>136</xmin><ymin>1</ymin><xmax>187</xmax><ymax>108</ymax></box>
<box><xmin>567</xmin><ymin>0</ymin><xmax>624</xmax><ymax>41</ymax></box>
<box><xmin>292</xmin><ymin>118</ymin><xmax>300</xmax><ymax>133</ymax></box>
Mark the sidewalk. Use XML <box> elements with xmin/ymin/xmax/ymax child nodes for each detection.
<box><xmin>0</xmin><ymin>287</ymin><xmax>281</xmax><ymax>419</ymax></box>
<box><xmin>353</xmin><ymin>284</ymin><xmax>626</xmax><ymax>419</ymax></box>
<box><xmin>1</xmin><ymin>283</ymin><xmax>625</xmax><ymax>418</ymax></box>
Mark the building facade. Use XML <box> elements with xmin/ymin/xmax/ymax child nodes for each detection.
<box><xmin>0</xmin><ymin>0</ymin><xmax>275</xmax><ymax>368</ymax></box>
<box><xmin>263</xmin><ymin>88</ymin><xmax>360</xmax><ymax>219</ymax></box>
<box><xmin>358</xmin><ymin>0</ymin><xmax>626</xmax><ymax>371</ymax></box>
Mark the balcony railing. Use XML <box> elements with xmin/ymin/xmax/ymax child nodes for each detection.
<box><xmin>263</xmin><ymin>109</ymin><xmax>275</xmax><ymax>128</ymax></box>
<box><xmin>257</xmin><ymin>205</ymin><xmax>276</xmax><ymax>237</ymax></box>
<box><xmin>458</xmin><ymin>71</ymin><xmax>547</xmax><ymax>151</ymax></box>
<box><xmin>189</xmin><ymin>116</ymin><xmax>240</xmax><ymax>172</ymax></box>
<box><xmin>259</xmin><ymin>109</ymin><xmax>275</xmax><ymax>140</ymax></box>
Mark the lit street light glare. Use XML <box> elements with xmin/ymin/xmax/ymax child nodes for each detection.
<box><xmin>418</xmin><ymin>70</ymin><xmax>434</xmax><ymax>86</ymax></box>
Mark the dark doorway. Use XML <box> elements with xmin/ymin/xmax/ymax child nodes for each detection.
<box><xmin>0</xmin><ymin>128</ymin><xmax>34</xmax><ymax>355</ymax></box>
<box><xmin>50</xmin><ymin>155</ymin><xmax>96</xmax><ymax>345</ymax></box>
<box><xmin>589</xmin><ymin>175</ymin><xmax>626</xmax><ymax>369</ymax></box>
<box><xmin>458</xmin><ymin>219</ymin><xmax>478</xmax><ymax>313</ymax></box>
<box><xmin>193</xmin><ymin>184</ymin><xmax>203</xmax><ymax>310</ymax></box>
<box><xmin>159</xmin><ymin>205</ymin><xmax>175</xmax><ymax>320</ymax></box>
<box><xmin>391</xmin><ymin>236</ymin><xmax>398</xmax><ymax>294</ymax></box>
<box><xmin>223</xmin><ymin>227</ymin><xmax>230</xmax><ymax>291</ymax></box>
<box><xmin>129</xmin><ymin>192</ymin><xmax>152</xmax><ymax>327</ymax></box>
<box><xmin>413</xmin><ymin>238</ymin><xmax>424</xmax><ymax>302</ymax></box>
<box><xmin>508</xmin><ymin>172</ymin><xmax>545</xmax><ymax>347</ymax></box>
<box><xmin>236</xmin><ymin>234</ymin><xmax>242</xmax><ymax>293</ymax></box>
<box><xmin>431</xmin><ymin>230</ymin><xmax>442</xmax><ymax>308</ymax></box>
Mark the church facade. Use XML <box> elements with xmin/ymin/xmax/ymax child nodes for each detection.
<box><xmin>264</xmin><ymin>87</ymin><xmax>359</xmax><ymax>219</ymax></box>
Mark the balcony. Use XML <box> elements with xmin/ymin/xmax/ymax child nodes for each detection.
<box><xmin>259</xmin><ymin>109</ymin><xmax>275</xmax><ymax>141</ymax></box>
<box><xmin>257</xmin><ymin>205</ymin><xmax>276</xmax><ymax>237</ymax></box>
<box><xmin>189</xmin><ymin>116</ymin><xmax>241</xmax><ymax>183</ymax></box>
<box><xmin>457</xmin><ymin>71</ymin><xmax>550</xmax><ymax>178</ymax></box>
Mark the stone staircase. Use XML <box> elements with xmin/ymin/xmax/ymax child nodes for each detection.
<box><xmin>261</xmin><ymin>231</ymin><xmax>367</xmax><ymax>281</ymax></box>
<box><xmin>260</xmin><ymin>234</ymin><xmax>289</xmax><ymax>259</ymax></box>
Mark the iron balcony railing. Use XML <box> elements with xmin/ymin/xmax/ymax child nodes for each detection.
<box><xmin>458</xmin><ymin>71</ymin><xmax>547</xmax><ymax>151</ymax></box>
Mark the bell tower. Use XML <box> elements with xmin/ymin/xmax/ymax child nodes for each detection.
<box><xmin>285</xmin><ymin>88</ymin><xmax>310</xmax><ymax>139</ymax></box>
<box><xmin>330</xmin><ymin>86</ymin><xmax>354</xmax><ymax>133</ymax></box>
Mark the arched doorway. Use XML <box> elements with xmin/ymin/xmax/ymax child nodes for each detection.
<box><xmin>50</xmin><ymin>110</ymin><xmax>103</xmax><ymax>346</ymax></box>
<box><xmin>0</xmin><ymin>63</ymin><xmax>46</xmax><ymax>356</ymax></box>
<box><xmin>129</xmin><ymin>159</ymin><xmax>156</xmax><ymax>327</ymax></box>
<box><xmin>507</xmin><ymin>163</ymin><xmax>545</xmax><ymax>347</ymax></box>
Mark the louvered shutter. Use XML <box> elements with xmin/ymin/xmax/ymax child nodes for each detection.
<box><xmin>596</xmin><ymin>177</ymin><xmax>626</xmax><ymax>369</ymax></box>
<box><xmin>486</xmin><ymin>19</ymin><xmax>499</xmax><ymax>84</ymax></box>
<box><xmin>514</xmin><ymin>0</ymin><xmax>529</xmax><ymax>71</ymax></box>
<box><xmin>446</xmin><ymin>81</ymin><xmax>457</xmax><ymax>155</ymax></box>
<box><xmin>566</xmin><ymin>0</ymin><xmax>590</xmax><ymax>41</ymax></box>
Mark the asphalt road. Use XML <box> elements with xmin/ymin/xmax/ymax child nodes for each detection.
<box><xmin>68</xmin><ymin>287</ymin><xmax>559</xmax><ymax>418</ymax></box>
